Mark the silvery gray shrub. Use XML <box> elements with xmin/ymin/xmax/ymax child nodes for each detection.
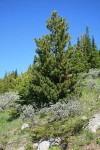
<box><xmin>85</xmin><ymin>79</ymin><xmax>96</xmax><ymax>89</ymax></box>
<box><xmin>38</xmin><ymin>99</ymin><xmax>82</xmax><ymax>121</ymax></box>
<box><xmin>80</xmin><ymin>69</ymin><xmax>100</xmax><ymax>89</ymax></box>
<box><xmin>89</xmin><ymin>69</ymin><xmax>100</xmax><ymax>78</ymax></box>
<box><xmin>20</xmin><ymin>104</ymin><xmax>35</xmax><ymax>122</ymax></box>
<box><xmin>83</xmin><ymin>77</ymin><xmax>100</xmax><ymax>93</ymax></box>
<box><xmin>0</xmin><ymin>92</ymin><xmax>20</xmax><ymax>110</ymax></box>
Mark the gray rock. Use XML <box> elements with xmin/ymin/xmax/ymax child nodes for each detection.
<box><xmin>49</xmin><ymin>137</ymin><xmax>61</xmax><ymax>146</ymax></box>
<box><xmin>86</xmin><ymin>113</ymin><xmax>100</xmax><ymax>132</ymax></box>
<box><xmin>21</xmin><ymin>123</ymin><xmax>29</xmax><ymax>130</ymax></box>
<box><xmin>38</xmin><ymin>137</ymin><xmax>61</xmax><ymax>150</ymax></box>
<box><xmin>38</xmin><ymin>139</ymin><xmax>50</xmax><ymax>150</ymax></box>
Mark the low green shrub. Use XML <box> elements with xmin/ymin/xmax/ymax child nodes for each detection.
<box><xmin>31</xmin><ymin>117</ymin><xmax>87</xmax><ymax>142</ymax></box>
<box><xmin>7</xmin><ymin>109</ymin><xmax>20</xmax><ymax>121</ymax></box>
<box><xmin>85</xmin><ymin>130</ymin><xmax>94</xmax><ymax>144</ymax></box>
<box><xmin>96</xmin><ymin>138</ymin><xmax>100</xmax><ymax>145</ymax></box>
<box><xmin>49</xmin><ymin>146</ymin><xmax>60</xmax><ymax>150</ymax></box>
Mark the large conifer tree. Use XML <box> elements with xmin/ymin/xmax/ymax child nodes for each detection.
<box><xmin>34</xmin><ymin>11</ymin><xmax>71</xmax><ymax>84</ymax></box>
<box><xmin>20</xmin><ymin>11</ymin><xmax>80</xmax><ymax>107</ymax></box>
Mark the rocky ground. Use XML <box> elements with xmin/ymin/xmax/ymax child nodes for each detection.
<box><xmin>0</xmin><ymin>71</ymin><xmax>100</xmax><ymax>150</ymax></box>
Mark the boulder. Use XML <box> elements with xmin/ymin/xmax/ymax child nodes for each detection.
<box><xmin>38</xmin><ymin>139</ymin><xmax>50</xmax><ymax>150</ymax></box>
<box><xmin>86</xmin><ymin>113</ymin><xmax>100</xmax><ymax>132</ymax></box>
<box><xmin>38</xmin><ymin>137</ymin><xmax>61</xmax><ymax>150</ymax></box>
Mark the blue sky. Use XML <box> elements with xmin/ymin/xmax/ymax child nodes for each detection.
<box><xmin>0</xmin><ymin>0</ymin><xmax>100</xmax><ymax>78</ymax></box>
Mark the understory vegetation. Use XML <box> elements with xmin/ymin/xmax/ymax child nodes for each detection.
<box><xmin>0</xmin><ymin>11</ymin><xmax>100</xmax><ymax>149</ymax></box>
<box><xmin>0</xmin><ymin>70</ymin><xmax>100</xmax><ymax>149</ymax></box>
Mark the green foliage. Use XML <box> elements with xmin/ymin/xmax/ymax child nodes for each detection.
<box><xmin>65</xmin><ymin>46</ymin><xmax>88</xmax><ymax>74</ymax></box>
<box><xmin>76</xmin><ymin>26</ymin><xmax>100</xmax><ymax>69</ymax></box>
<box><xmin>0</xmin><ymin>110</ymin><xmax>22</xmax><ymax>147</ymax></box>
<box><xmin>49</xmin><ymin>146</ymin><xmax>60</xmax><ymax>150</ymax></box>
<box><xmin>26</xmin><ymin>145</ymin><xmax>33</xmax><ymax>150</ymax></box>
<box><xmin>0</xmin><ymin>70</ymin><xmax>18</xmax><ymax>94</ymax></box>
<box><xmin>85</xmin><ymin>130</ymin><xmax>94</xmax><ymax>144</ymax></box>
<box><xmin>96</xmin><ymin>138</ymin><xmax>100</xmax><ymax>144</ymax></box>
<box><xmin>34</xmin><ymin>11</ymin><xmax>71</xmax><ymax>83</ymax></box>
<box><xmin>16</xmin><ymin>11</ymin><xmax>82</xmax><ymax>107</ymax></box>
<box><xmin>32</xmin><ymin>117</ymin><xmax>86</xmax><ymax>142</ymax></box>
<box><xmin>14</xmin><ymin>66</ymin><xmax>33</xmax><ymax>100</ymax></box>
<box><xmin>8</xmin><ymin>108</ymin><xmax>20</xmax><ymax>121</ymax></box>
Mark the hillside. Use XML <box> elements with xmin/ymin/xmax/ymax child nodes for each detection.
<box><xmin>0</xmin><ymin>69</ymin><xmax>100</xmax><ymax>150</ymax></box>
